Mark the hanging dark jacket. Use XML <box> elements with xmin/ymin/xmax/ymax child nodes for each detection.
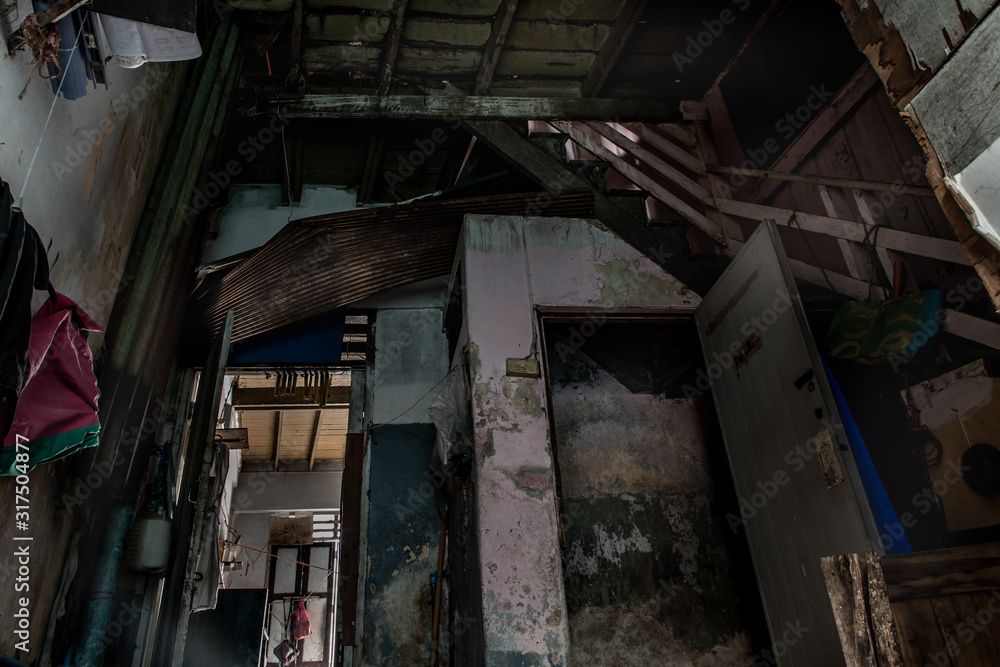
<box><xmin>1</xmin><ymin>179</ymin><xmax>51</xmax><ymax>400</ymax></box>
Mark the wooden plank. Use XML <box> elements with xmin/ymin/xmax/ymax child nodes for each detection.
<box><xmin>266</xmin><ymin>94</ymin><xmax>681</xmax><ymax>121</ymax></box>
<box><xmin>579</xmin><ymin>0</ymin><xmax>648</xmax><ymax>98</ymax></box>
<box><xmin>233</xmin><ymin>386</ymin><xmax>352</xmax><ymax>406</ymax></box>
<box><xmin>881</xmin><ymin>544</ymin><xmax>1000</xmax><ymax>601</ymax></box>
<box><xmin>338</xmin><ymin>432</ymin><xmax>366</xmax><ymax>646</ymax></box>
<box><xmin>943</xmin><ymin>309</ymin><xmax>1000</xmax><ymax>350</ymax></box>
<box><xmin>621</xmin><ymin>122</ymin><xmax>704</xmax><ymax>174</ymax></box>
<box><xmin>865</xmin><ymin>552</ymin><xmax>905</xmax><ymax>667</ymax></box>
<box><xmin>718</xmin><ymin>199</ymin><xmax>970</xmax><ymax>264</ymax></box>
<box><xmin>588</xmin><ymin>121</ymin><xmax>712</xmax><ymax>204</ymax></box>
<box><xmin>822</xmin><ymin>553</ymin><xmax>878</xmax><ymax>665</ymax></box>
<box><xmin>817</xmin><ymin>184</ymin><xmax>866</xmax><ymax>280</ymax></box>
<box><xmin>656</xmin><ymin>122</ymin><xmax>697</xmax><ymax>149</ymax></box>
<box><xmin>273</xmin><ymin>411</ymin><xmax>284</xmax><ymax>471</ymax></box>
<box><xmin>752</xmin><ymin>66</ymin><xmax>880</xmax><ymax>203</ymax></box>
<box><xmin>931</xmin><ymin>592</ymin><xmax>1000</xmax><ymax>665</ymax></box>
<box><xmin>910</xmin><ymin>5</ymin><xmax>1000</xmax><ymax>174</ymax></box>
<box><xmin>309</xmin><ymin>410</ymin><xmax>323</xmax><ymax>471</ymax></box>
<box><xmin>551</xmin><ymin>120</ymin><xmax>726</xmax><ymax>244</ymax></box>
<box><xmin>710</xmin><ymin>165</ymin><xmax>934</xmax><ymax>198</ymax></box>
<box><xmin>378</xmin><ymin>0</ymin><xmax>409</xmax><ymax>96</ymax></box>
<box><xmin>891</xmin><ymin>597</ymin><xmax>953</xmax><ymax>666</ymax></box>
<box><xmin>463</xmin><ymin>119</ymin><xmax>724</xmax><ymax>295</ymax></box>
<box><xmin>475</xmin><ymin>0</ymin><xmax>519</xmax><ymax>95</ymax></box>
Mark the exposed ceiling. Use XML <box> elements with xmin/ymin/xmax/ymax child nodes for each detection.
<box><xmin>234</xmin><ymin>372</ymin><xmax>351</xmax><ymax>466</ymax></box>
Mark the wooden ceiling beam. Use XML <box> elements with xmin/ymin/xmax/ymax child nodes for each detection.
<box><xmin>378</xmin><ymin>0</ymin><xmax>410</xmax><ymax>97</ymax></box>
<box><xmin>463</xmin><ymin>119</ymin><xmax>724</xmax><ymax>295</ymax></box>
<box><xmin>267</xmin><ymin>94</ymin><xmax>680</xmax><ymax>121</ymax></box>
<box><xmin>475</xmin><ymin>0</ymin><xmax>519</xmax><ymax>96</ymax></box>
<box><xmin>274</xmin><ymin>411</ymin><xmax>284</xmax><ymax>472</ymax></box>
<box><xmin>580</xmin><ymin>0</ymin><xmax>648</xmax><ymax>98</ymax></box>
<box><xmin>308</xmin><ymin>410</ymin><xmax>323</xmax><ymax>471</ymax></box>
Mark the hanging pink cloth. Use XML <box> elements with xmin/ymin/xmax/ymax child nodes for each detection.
<box><xmin>0</xmin><ymin>293</ymin><xmax>103</xmax><ymax>474</ymax></box>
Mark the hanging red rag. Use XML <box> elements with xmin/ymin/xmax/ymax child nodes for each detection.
<box><xmin>291</xmin><ymin>600</ymin><xmax>312</xmax><ymax>640</ymax></box>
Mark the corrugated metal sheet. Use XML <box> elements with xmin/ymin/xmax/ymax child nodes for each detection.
<box><xmin>192</xmin><ymin>189</ymin><xmax>595</xmax><ymax>341</ymax></box>
<box><xmin>694</xmin><ymin>221</ymin><xmax>878</xmax><ymax>666</ymax></box>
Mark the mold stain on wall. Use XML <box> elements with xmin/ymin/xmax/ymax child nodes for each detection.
<box><xmin>544</xmin><ymin>320</ymin><xmax>769</xmax><ymax>665</ymax></box>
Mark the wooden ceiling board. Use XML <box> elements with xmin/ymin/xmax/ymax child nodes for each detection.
<box><xmin>516</xmin><ymin>0</ymin><xmax>623</xmax><ymax>22</ymax></box>
<box><xmin>305</xmin><ymin>13</ymin><xmax>391</xmax><ymax>42</ymax></box>
<box><xmin>505</xmin><ymin>19</ymin><xmax>610</xmax><ymax>52</ymax></box>
<box><xmin>304</xmin><ymin>45</ymin><xmax>382</xmax><ymax>73</ymax></box>
<box><xmin>495</xmin><ymin>49</ymin><xmax>594</xmax><ymax>78</ymax></box>
<box><xmin>403</xmin><ymin>17</ymin><xmax>494</xmax><ymax>47</ymax></box>
<box><xmin>307</xmin><ymin>0</ymin><xmax>396</xmax><ymax>9</ymax></box>
<box><xmin>409</xmin><ymin>0</ymin><xmax>502</xmax><ymax>17</ymax></box>
<box><xmin>396</xmin><ymin>46</ymin><xmax>483</xmax><ymax>75</ymax></box>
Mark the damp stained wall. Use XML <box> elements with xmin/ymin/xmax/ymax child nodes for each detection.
<box><xmin>356</xmin><ymin>298</ymin><xmax>451</xmax><ymax>666</ymax></box>
<box><xmin>0</xmin><ymin>14</ymin><xmax>186</xmax><ymax>350</ymax></box>
<box><xmin>547</xmin><ymin>333</ymin><xmax>764</xmax><ymax>665</ymax></box>
<box><xmin>458</xmin><ymin>214</ymin><xmax>699</xmax><ymax>666</ymax></box>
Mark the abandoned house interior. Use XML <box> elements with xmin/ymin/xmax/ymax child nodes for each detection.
<box><xmin>3</xmin><ymin>0</ymin><xmax>1000</xmax><ymax>665</ymax></box>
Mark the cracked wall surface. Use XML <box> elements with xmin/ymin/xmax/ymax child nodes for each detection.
<box><xmin>459</xmin><ymin>215</ymin><xmax>703</xmax><ymax>665</ymax></box>
<box><xmin>548</xmin><ymin>340</ymin><xmax>769</xmax><ymax>665</ymax></box>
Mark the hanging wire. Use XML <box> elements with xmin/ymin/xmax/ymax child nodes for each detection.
<box><xmin>12</xmin><ymin>12</ymin><xmax>88</xmax><ymax>213</ymax></box>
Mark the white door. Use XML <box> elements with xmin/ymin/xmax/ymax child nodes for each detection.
<box><xmin>694</xmin><ymin>221</ymin><xmax>878</xmax><ymax>665</ymax></box>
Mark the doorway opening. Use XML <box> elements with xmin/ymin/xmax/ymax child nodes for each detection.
<box><xmin>539</xmin><ymin>314</ymin><xmax>770</xmax><ymax>665</ymax></box>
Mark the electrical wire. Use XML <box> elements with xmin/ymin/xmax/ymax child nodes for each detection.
<box><xmin>789</xmin><ymin>213</ymin><xmax>837</xmax><ymax>294</ymax></box>
<box><xmin>371</xmin><ymin>368</ymin><xmax>453</xmax><ymax>429</ymax></box>
<box><xmin>12</xmin><ymin>11</ymin><xmax>89</xmax><ymax>212</ymax></box>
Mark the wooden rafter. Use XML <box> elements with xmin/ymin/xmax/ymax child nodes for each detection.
<box><xmin>586</xmin><ymin>121</ymin><xmax>713</xmax><ymax>205</ymax></box>
<box><xmin>752</xmin><ymin>66</ymin><xmax>880</xmax><ymax>203</ymax></box>
<box><xmin>378</xmin><ymin>0</ymin><xmax>409</xmax><ymax>97</ymax></box>
<box><xmin>580</xmin><ymin>0</ymin><xmax>648</xmax><ymax>98</ymax></box>
<box><xmin>273</xmin><ymin>410</ymin><xmax>284</xmax><ymax>472</ymax></box>
<box><xmin>308</xmin><ymin>410</ymin><xmax>323</xmax><ymax>471</ymax></box>
<box><xmin>463</xmin><ymin>119</ymin><xmax>724</xmax><ymax>295</ymax></box>
<box><xmin>265</xmin><ymin>94</ymin><xmax>680</xmax><ymax>121</ymax></box>
<box><xmin>551</xmin><ymin>120</ymin><xmax>726</xmax><ymax>244</ymax></box>
<box><xmin>475</xmin><ymin>0</ymin><xmax>519</xmax><ymax>96</ymax></box>
<box><xmin>718</xmin><ymin>199</ymin><xmax>970</xmax><ymax>265</ymax></box>
<box><xmin>710</xmin><ymin>165</ymin><xmax>935</xmax><ymax>198</ymax></box>
<box><xmin>622</xmin><ymin>122</ymin><xmax>704</xmax><ymax>173</ymax></box>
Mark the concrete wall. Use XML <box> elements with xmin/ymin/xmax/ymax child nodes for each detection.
<box><xmin>226</xmin><ymin>470</ymin><xmax>342</xmax><ymax>589</ymax></box>
<box><xmin>459</xmin><ymin>215</ymin><xmax>699</xmax><ymax>666</ymax></box>
<box><xmin>0</xmin><ymin>7</ymin><xmax>185</xmax><ymax>349</ymax></box>
<box><xmin>201</xmin><ymin>184</ymin><xmax>365</xmax><ymax>263</ymax></box>
<box><xmin>356</xmin><ymin>298</ymin><xmax>451</xmax><ymax>666</ymax></box>
<box><xmin>547</xmin><ymin>335</ymin><xmax>765</xmax><ymax>665</ymax></box>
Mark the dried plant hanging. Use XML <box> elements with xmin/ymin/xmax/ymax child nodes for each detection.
<box><xmin>11</xmin><ymin>13</ymin><xmax>62</xmax><ymax>99</ymax></box>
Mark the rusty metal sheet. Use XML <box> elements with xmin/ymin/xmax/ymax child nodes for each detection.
<box><xmin>192</xmin><ymin>190</ymin><xmax>595</xmax><ymax>342</ymax></box>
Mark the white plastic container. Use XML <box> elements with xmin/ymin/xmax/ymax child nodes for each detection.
<box><xmin>127</xmin><ymin>510</ymin><xmax>173</xmax><ymax>573</ymax></box>
<box><xmin>98</xmin><ymin>15</ymin><xmax>202</xmax><ymax>69</ymax></box>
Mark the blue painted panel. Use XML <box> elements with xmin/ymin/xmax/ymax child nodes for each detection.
<box><xmin>228</xmin><ymin>313</ymin><xmax>345</xmax><ymax>365</ymax></box>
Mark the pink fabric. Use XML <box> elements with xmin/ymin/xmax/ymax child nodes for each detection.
<box><xmin>2</xmin><ymin>294</ymin><xmax>103</xmax><ymax>448</ymax></box>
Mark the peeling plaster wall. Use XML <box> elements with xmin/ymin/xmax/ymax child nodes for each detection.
<box><xmin>548</xmin><ymin>344</ymin><xmax>766</xmax><ymax>665</ymax></box>
<box><xmin>459</xmin><ymin>215</ymin><xmax>699</xmax><ymax>666</ymax></box>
